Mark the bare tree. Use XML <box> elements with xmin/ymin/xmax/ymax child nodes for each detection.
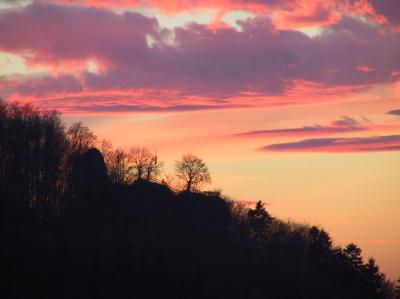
<box><xmin>107</xmin><ymin>148</ymin><xmax>131</xmax><ymax>184</ymax></box>
<box><xmin>66</xmin><ymin>122</ymin><xmax>97</xmax><ymax>154</ymax></box>
<box><xmin>175</xmin><ymin>153</ymin><xmax>211</xmax><ymax>192</ymax></box>
<box><xmin>144</xmin><ymin>154</ymin><xmax>163</xmax><ymax>181</ymax></box>
<box><xmin>0</xmin><ymin>102</ymin><xmax>67</xmax><ymax>218</ymax></box>
<box><xmin>129</xmin><ymin>147</ymin><xmax>162</xmax><ymax>181</ymax></box>
<box><xmin>100</xmin><ymin>139</ymin><xmax>113</xmax><ymax>169</ymax></box>
<box><xmin>101</xmin><ymin>143</ymin><xmax>162</xmax><ymax>184</ymax></box>
<box><xmin>100</xmin><ymin>140</ymin><xmax>131</xmax><ymax>184</ymax></box>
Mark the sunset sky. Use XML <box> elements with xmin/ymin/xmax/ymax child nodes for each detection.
<box><xmin>1</xmin><ymin>0</ymin><xmax>400</xmax><ymax>279</ymax></box>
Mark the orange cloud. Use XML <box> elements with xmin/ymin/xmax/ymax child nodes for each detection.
<box><xmin>274</xmin><ymin>0</ymin><xmax>342</xmax><ymax>29</ymax></box>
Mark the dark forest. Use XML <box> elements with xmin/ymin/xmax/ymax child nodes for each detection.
<box><xmin>1</xmin><ymin>102</ymin><xmax>400</xmax><ymax>299</ymax></box>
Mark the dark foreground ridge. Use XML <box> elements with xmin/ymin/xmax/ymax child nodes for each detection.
<box><xmin>1</xmin><ymin>102</ymin><xmax>399</xmax><ymax>299</ymax></box>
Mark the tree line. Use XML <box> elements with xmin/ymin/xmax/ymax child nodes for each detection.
<box><xmin>0</xmin><ymin>101</ymin><xmax>211</xmax><ymax>218</ymax></box>
<box><xmin>1</xmin><ymin>101</ymin><xmax>400</xmax><ymax>299</ymax></box>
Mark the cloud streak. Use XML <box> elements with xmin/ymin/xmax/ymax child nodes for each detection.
<box><xmin>386</xmin><ymin>109</ymin><xmax>400</xmax><ymax>116</ymax></box>
<box><xmin>259</xmin><ymin>135</ymin><xmax>400</xmax><ymax>152</ymax></box>
<box><xmin>236</xmin><ymin>116</ymin><xmax>369</xmax><ymax>138</ymax></box>
<box><xmin>61</xmin><ymin>103</ymin><xmax>240</xmax><ymax>113</ymax></box>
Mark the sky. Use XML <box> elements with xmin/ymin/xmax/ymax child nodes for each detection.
<box><xmin>1</xmin><ymin>0</ymin><xmax>400</xmax><ymax>279</ymax></box>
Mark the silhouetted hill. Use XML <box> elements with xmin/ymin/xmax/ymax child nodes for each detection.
<box><xmin>1</xmin><ymin>102</ymin><xmax>399</xmax><ymax>298</ymax></box>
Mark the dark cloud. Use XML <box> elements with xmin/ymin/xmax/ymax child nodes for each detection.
<box><xmin>368</xmin><ymin>0</ymin><xmax>400</xmax><ymax>28</ymax></box>
<box><xmin>0</xmin><ymin>3</ymin><xmax>159</xmax><ymax>65</ymax></box>
<box><xmin>259</xmin><ymin>135</ymin><xmax>400</xmax><ymax>152</ymax></box>
<box><xmin>236</xmin><ymin>116</ymin><xmax>368</xmax><ymax>138</ymax></box>
<box><xmin>330</xmin><ymin>116</ymin><xmax>359</xmax><ymax>126</ymax></box>
<box><xmin>386</xmin><ymin>109</ymin><xmax>400</xmax><ymax>116</ymax></box>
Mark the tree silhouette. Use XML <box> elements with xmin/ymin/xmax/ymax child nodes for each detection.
<box><xmin>0</xmin><ymin>102</ymin><xmax>67</xmax><ymax>219</ymax></box>
<box><xmin>247</xmin><ymin>201</ymin><xmax>274</xmax><ymax>259</ymax></box>
<box><xmin>100</xmin><ymin>140</ymin><xmax>131</xmax><ymax>184</ymax></box>
<box><xmin>100</xmin><ymin>139</ymin><xmax>113</xmax><ymax>166</ymax></box>
<box><xmin>394</xmin><ymin>278</ymin><xmax>400</xmax><ymax>298</ymax></box>
<box><xmin>309</xmin><ymin>226</ymin><xmax>332</xmax><ymax>265</ymax></box>
<box><xmin>344</xmin><ymin>243</ymin><xmax>364</xmax><ymax>270</ymax></box>
<box><xmin>175</xmin><ymin>153</ymin><xmax>211</xmax><ymax>192</ymax></box>
<box><xmin>364</xmin><ymin>258</ymin><xmax>385</xmax><ymax>293</ymax></box>
<box><xmin>66</xmin><ymin>122</ymin><xmax>97</xmax><ymax>154</ymax></box>
<box><xmin>111</xmin><ymin>148</ymin><xmax>131</xmax><ymax>184</ymax></box>
<box><xmin>129</xmin><ymin>146</ymin><xmax>162</xmax><ymax>181</ymax></box>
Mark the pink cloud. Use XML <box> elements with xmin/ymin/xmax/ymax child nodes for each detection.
<box><xmin>362</xmin><ymin>0</ymin><xmax>400</xmax><ymax>29</ymax></box>
<box><xmin>1</xmin><ymin>3</ymin><xmax>400</xmax><ymax>113</ymax></box>
<box><xmin>273</xmin><ymin>0</ymin><xmax>342</xmax><ymax>29</ymax></box>
<box><xmin>35</xmin><ymin>0</ymin><xmax>280</xmax><ymax>15</ymax></box>
<box><xmin>32</xmin><ymin>0</ymin><xmax>400</xmax><ymax>30</ymax></box>
<box><xmin>357</xmin><ymin>65</ymin><xmax>375</xmax><ymax>73</ymax></box>
<box><xmin>0</xmin><ymin>3</ymin><xmax>160</xmax><ymax>69</ymax></box>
